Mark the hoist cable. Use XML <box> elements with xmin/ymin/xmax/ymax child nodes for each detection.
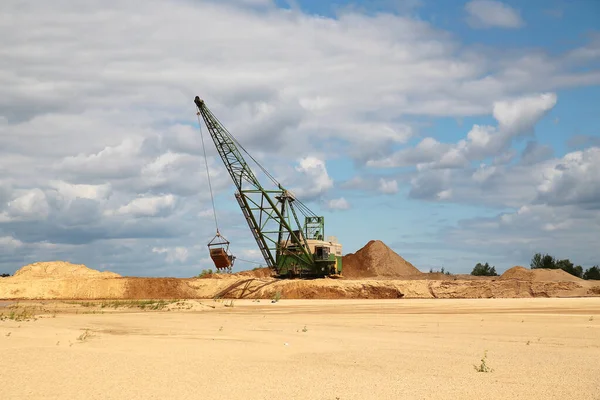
<box><xmin>234</xmin><ymin>257</ymin><xmax>265</xmax><ymax>265</ymax></box>
<box><xmin>196</xmin><ymin>113</ymin><xmax>220</xmax><ymax>234</ymax></box>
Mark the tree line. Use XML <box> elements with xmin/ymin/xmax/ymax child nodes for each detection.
<box><xmin>0</xmin><ymin>273</ymin><xmax>10</xmax><ymax>278</ymax></box>
<box><xmin>471</xmin><ymin>253</ymin><xmax>600</xmax><ymax>279</ymax></box>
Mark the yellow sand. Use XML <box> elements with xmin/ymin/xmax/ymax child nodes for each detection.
<box><xmin>1</xmin><ymin>298</ymin><xmax>599</xmax><ymax>399</ymax></box>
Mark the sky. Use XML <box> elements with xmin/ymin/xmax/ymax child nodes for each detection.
<box><xmin>0</xmin><ymin>0</ymin><xmax>599</xmax><ymax>276</ymax></box>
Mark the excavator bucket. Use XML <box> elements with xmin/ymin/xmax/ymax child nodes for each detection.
<box><xmin>207</xmin><ymin>232</ymin><xmax>235</xmax><ymax>272</ymax></box>
<box><xmin>210</xmin><ymin>247</ymin><xmax>233</xmax><ymax>270</ymax></box>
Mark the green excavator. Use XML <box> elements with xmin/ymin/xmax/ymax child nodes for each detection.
<box><xmin>194</xmin><ymin>96</ymin><xmax>342</xmax><ymax>278</ymax></box>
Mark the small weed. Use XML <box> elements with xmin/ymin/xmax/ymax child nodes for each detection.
<box><xmin>302</xmin><ymin>325</ymin><xmax>308</xmax><ymax>332</ymax></box>
<box><xmin>77</xmin><ymin>329</ymin><xmax>92</xmax><ymax>342</ymax></box>
<box><xmin>589</xmin><ymin>316</ymin><xmax>594</xmax><ymax>322</ymax></box>
<box><xmin>6</xmin><ymin>332</ymin><xmax>11</xmax><ymax>337</ymax></box>
<box><xmin>473</xmin><ymin>350</ymin><xmax>493</xmax><ymax>373</ymax></box>
<box><xmin>0</xmin><ymin>308</ymin><xmax>34</xmax><ymax>322</ymax></box>
<box><xmin>271</xmin><ymin>291</ymin><xmax>282</xmax><ymax>303</ymax></box>
<box><xmin>526</xmin><ymin>340</ymin><xmax>530</xmax><ymax>345</ymax></box>
<box><xmin>219</xmin><ymin>326</ymin><xmax>223</xmax><ymax>332</ymax></box>
<box><xmin>197</xmin><ymin>269</ymin><xmax>214</xmax><ymax>278</ymax></box>
<box><xmin>98</xmin><ymin>300</ymin><xmax>176</xmax><ymax>310</ymax></box>
<box><xmin>224</xmin><ymin>300</ymin><xmax>235</xmax><ymax>308</ymax></box>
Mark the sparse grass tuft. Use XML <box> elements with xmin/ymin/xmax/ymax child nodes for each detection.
<box><xmin>302</xmin><ymin>325</ymin><xmax>308</xmax><ymax>332</ymax></box>
<box><xmin>271</xmin><ymin>291</ymin><xmax>282</xmax><ymax>303</ymax></box>
<box><xmin>0</xmin><ymin>308</ymin><xmax>35</xmax><ymax>322</ymax></box>
<box><xmin>77</xmin><ymin>329</ymin><xmax>92</xmax><ymax>342</ymax></box>
<box><xmin>197</xmin><ymin>269</ymin><xmax>214</xmax><ymax>278</ymax></box>
<box><xmin>473</xmin><ymin>350</ymin><xmax>494</xmax><ymax>373</ymax></box>
<box><xmin>224</xmin><ymin>300</ymin><xmax>235</xmax><ymax>308</ymax></box>
<box><xmin>589</xmin><ymin>316</ymin><xmax>594</xmax><ymax>322</ymax></box>
<box><xmin>99</xmin><ymin>300</ymin><xmax>177</xmax><ymax>310</ymax></box>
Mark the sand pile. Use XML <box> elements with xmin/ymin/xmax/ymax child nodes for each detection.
<box><xmin>235</xmin><ymin>267</ymin><xmax>275</xmax><ymax>279</ymax></box>
<box><xmin>13</xmin><ymin>261</ymin><xmax>121</xmax><ymax>279</ymax></box>
<box><xmin>342</xmin><ymin>240</ymin><xmax>422</xmax><ymax>279</ymax></box>
<box><xmin>500</xmin><ymin>266</ymin><xmax>583</xmax><ymax>282</ymax></box>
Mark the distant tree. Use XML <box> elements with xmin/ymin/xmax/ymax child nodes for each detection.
<box><xmin>471</xmin><ymin>262</ymin><xmax>498</xmax><ymax>277</ymax></box>
<box><xmin>530</xmin><ymin>253</ymin><xmax>557</xmax><ymax>269</ymax></box>
<box><xmin>555</xmin><ymin>259</ymin><xmax>583</xmax><ymax>278</ymax></box>
<box><xmin>530</xmin><ymin>253</ymin><xmax>587</xmax><ymax>278</ymax></box>
<box><xmin>583</xmin><ymin>266</ymin><xmax>600</xmax><ymax>280</ymax></box>
<box><xmin>0</xmin><ymin>273</ymin><xmax>10</xmax><ymax>278</ymax></box>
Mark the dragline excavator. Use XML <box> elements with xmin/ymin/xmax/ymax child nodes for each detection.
<box><xmin>194</xmin><ymin>96</ymin><xmax>342</xmax><ymax>278</ymax></box>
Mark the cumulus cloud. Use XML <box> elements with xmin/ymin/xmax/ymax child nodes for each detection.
<box><xmin>535</xmin><ymin>147</ymin><xmax>600</xmax><ymax>209</ymax></box>
<box><xmin>327</xmin><ymin>197</ymin><xmax>350</xmax><ymax>210</ymax></box>
<box><xmin>465</xmin><ymin>0</ymin><xmax>524</xmax><ymax>29</ymax></box>
<box><xmin>107</xmin><ymin>195</ymin><xmax>177</xmax><ymax>218</ymax></box>
<box><xmin>152</xmin><ymin>246</ymin><xmax>189</xmax><ymax>263</ymax></box>
<box><xmin>445</xmin><ymin>203</ymin><xmax>600</xmax><ymax>267</ymax></box>
<box><xmin>372</xmin><ymin>92</ymin><xmax>557</xmax><ymax>170</ymax></box>
<box><xmin>291</xmin><ymin>157</ymin><xmax>334</xmax><ymax>200</ymax></box>
<box><xmin>0</xmin><ymin>189</ymin><xmax>50</xmax><ymax>222</ymax></box>
<box><xmin>378</xmin><ymin>178</ymin><xmax>399</xmax><ymax>194</ymax></box>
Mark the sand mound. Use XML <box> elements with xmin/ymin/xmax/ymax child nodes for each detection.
<box><xmin>236</xmin><ymin>267</ymin><xmax>275</xmax><ymax>279</ymax></box>
<box><xmin>342</xmin><ymin>240</ymin><xmax>422</xmax><ymax>279</ymax></box>
<box><xmin>13</xmin><ymin>261</ymin><xmax>121</xmax><ymax>279</ymax></box>
<box><xmin>500</xmin><ymin>266</ymin><xmax>583</xmax><ymax>282</ymax></box>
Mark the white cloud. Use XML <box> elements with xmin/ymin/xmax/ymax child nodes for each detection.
<box><xmin>0</xmin><ymin>189</ymin><xmax>50</xmax><ymax>222</ymax></box>
<box><xmin>291</xmin><ymin>156</ymin><xmax>333</xmax><ymax>200</ymax></box>
<box><xmin>49</xmin><ymin>181</ymin><xmax>112</xmax><ymax>201</ymax></box>
<box><xmin>0</xmin><ymin>236</ymin><xmax>23</xmax><ymax>249</ymax></box>
<box><xmin>152</xmin><ymin>246</ymin><xmax>189</xmax><ymax>263</ymax></box>
<box><xmin>445</xmin><ymin>203</ymin><xmax>600</xmax><ymax>267</ymax></box>
<box><xmin>108</xmin><ymin>195</ymin><xmax>176</xmax><ymax>218</ymax></box>
<box><xmin>373</xmin><ymin>92</ymin><xmax>558</xmax><ymax>170</ymax></box>
<box><xmin>465</xmin><ymin>0</ymin><xmax>524</xmax><ymax>29</ymax></box>
<box><xmin>378</xmin><ymin>178</ymin><xmax>399</xmax><ymax>194</ymax></box>
<box><xmin>493</xmin><ymin>93</ymin><xmax>557</xmax><ymax>134</ymax></box>
<box><xmin>327</xmin><ymin>197</ymin><xmax>350</xmax><ymax>210</ymax></box>
<box><xmin>436</xmin><ymin>189</ymin><xmax>452</xmax><ymax>200</ymax></box>
<box><xmin>535</xmin><ymin>147</ymin><xmax>600</xmax><ymax>208</ymax></box>
<box><xmin>472</xmin><ymin>163</ymin><xmax>497</xmax><ymax>183</ymax></box>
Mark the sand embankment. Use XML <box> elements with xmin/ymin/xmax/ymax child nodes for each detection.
<box><xmin>2</xmin><ymin>248</ymin><xmax>599</xmax><ymax>300</ymax></box>
<box><xmin>1</xmin><ymin>262</ymin><xmax>598</xmax><ymax>300</ymax></box>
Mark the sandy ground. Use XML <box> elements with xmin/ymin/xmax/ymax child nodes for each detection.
<box><xmin>1</xmin><ymin>298</ymin><xmax>599</xmax><ymax>400</ymax></box>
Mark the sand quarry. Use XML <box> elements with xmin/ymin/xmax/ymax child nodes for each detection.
<box><xmin>2</xmin><ymin>240</ymin><xmax>599</xmax><ymax>399</ymax></box>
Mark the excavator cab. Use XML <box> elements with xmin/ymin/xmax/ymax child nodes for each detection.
<box><xmin>207</xmin><ymin>232</ymin><xmax>235</xmax><ymax>273</ymax></box>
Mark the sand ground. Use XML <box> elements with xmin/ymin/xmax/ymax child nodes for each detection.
<box><xmin>1</xmin><ymin>298</ymin><xmax>599</xmax><ymax>400</ymax></box>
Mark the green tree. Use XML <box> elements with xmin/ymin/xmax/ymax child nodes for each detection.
<box><xmin>530</xmin><ymin>253</ymin><xmax>557</xmax><ymax>269</ymax></box>
<box><xmin>555</xmin><ymin>259</ymin><xmax>583</xmax><ymax>278</ymax></box>
<box><xmin>0</xmin><ymin>273</ymin><xmax>10</xmax><ymax>278</ymax></box>
<box><xmin>471</xmin><ymin>262</ymin><xmax>498</xmax><ymax>276</ymax></box>
<box><xmin>583</xmin><ymin>266</ymin><xmax>600</xmax><ymax>280</ymax></box>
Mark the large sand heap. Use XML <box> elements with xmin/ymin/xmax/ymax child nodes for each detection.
<box><xmin>342</xmin><ymin>240</ymin><xmax>422</xmax><ymax>279</ymax></box>
<box><xmin>13</xmin><ymin>261</ymin><xmax>121</xmax><ymax>279</ymax></box>
<box><xmin>500</xmin><ymin>266</ymin><xmax>583</xmax><ymax>282</ymax></box>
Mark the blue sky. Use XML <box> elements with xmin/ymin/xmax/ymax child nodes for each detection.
<box><xmin>0</xmin><ymin>0</ymin><xmax>598</xmax><ymax>276</ymax></box>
